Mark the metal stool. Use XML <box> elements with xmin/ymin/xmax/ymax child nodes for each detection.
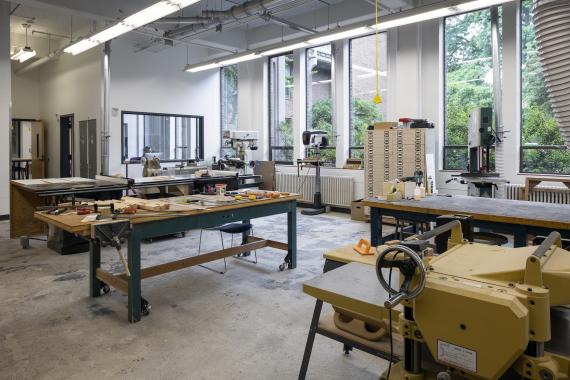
<box><xmin>198</xmin><ymin>222</ymin><xmax>257</xmax><ymax>274</ymax></box>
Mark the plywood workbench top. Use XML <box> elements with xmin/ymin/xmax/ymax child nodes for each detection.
<box><xmin>363</xmin><ymin>195</ymin><xmax>570</xmax><ymax>230</ymax></box>
<box><xmin>34</xmin><ymin>194</ymin><xmax>301</xmax><ymax>236</ymax></box>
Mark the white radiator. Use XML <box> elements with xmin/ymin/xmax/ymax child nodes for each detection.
<box><xmin>276</xmin><ymin>173</ymin><xmax>354</xmax><ymax>208</ymax></box>
<box><xmin>505</xmin><ymin>184</ymin><xmax>570</xmax><ymax>204</ymax></box>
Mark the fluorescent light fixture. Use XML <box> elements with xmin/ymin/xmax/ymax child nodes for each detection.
<box><xmin>372</xmin><ymin>0</ymin><xmax>514</xmax><ymax>31</ymax></box>
<box><xmin>308</xmin><ymin>27</ymin><xmax>372</xmax><ymax>45</ymax></box>
<box><xmin>456</xmin><ymin>0</ymin><xmax>514</xmax><ymax>12</ymax></box>
<box><xmin>11</xmin><ymin>47</ymin><xmax>37</xmax><ymax>63</ymax></box>
<box><xmin>64</xmin><ymin>0</ymin><xmax>200</xmax><ymax>55</ymax></box>
<box><xmin>185</xmin><ymin>62</ymin><xmax>220</xmax><ymax>72</ymax></box>
<box><xmin>260</xmin><ymin>42</ymin><xmax>309</xmax><ymax>57</ymax></box>
<box><xmin>185</xmin><ymin>0</ymin><xmax>517</xmax><ymax>74</ymax></box>
<box><xmin>218</xmin><ymin>53</ymin><xmax>259</xmax><ymax>66</ymax></box>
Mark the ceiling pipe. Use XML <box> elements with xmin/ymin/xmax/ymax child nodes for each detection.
<box><xmin>165</xmin><ymin>0</ymin><xmax>289</xmax><ymax>39</ymax></box>
<box><xmin>154</xmin><ymin>16</ymin><xmax>216</xmax><ymax>25</ymax></box>
<box><xmin>261</xmin><ymin>12</ymin><xmax>317</xmax><ymax>34</ymax></box>
<box><xmin>14</xmin><ymin>49</ymin><xmax>63</xmax><ymax>75</ymax></box>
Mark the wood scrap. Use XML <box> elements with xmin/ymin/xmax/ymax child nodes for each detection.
<box><xmin>121</xmin><ymin>196</ymin><xmax>170</xmax><ymax>211</ymax></box>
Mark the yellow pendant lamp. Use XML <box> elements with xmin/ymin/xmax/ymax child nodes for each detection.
<box><xmin>373</xmin><ymin>0</ymin><xmax>383</xmax><ymax>105</ymax></box>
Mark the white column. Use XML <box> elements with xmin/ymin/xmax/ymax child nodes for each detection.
<box><xmin>0</xmin><ymin>2</ymin><xmax>11</xmax><ymax>215</ymax></box>
<box><xmin>333</xmin><ymin>39</ymin><xmax>350</xmax><ymax>168</ymax></box>
<box><xmin>293</xmin><ymin>49</ymin><xmax>306</xmax><ymax>162</ymax></box>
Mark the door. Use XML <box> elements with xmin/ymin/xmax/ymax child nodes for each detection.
<box><xmin>60</xmin><ymin>114</ymin><xmax>73</xmax><ymax>177</ymax></box>
<box><xmin>79</xmin><ymin>119</ymin><xmax>97</xmax><ymax>179</ymax></box>
<box><xmin>30</xmin><ymin>121</ymin><xmax>45</xmax><ymax>179</ymax></box>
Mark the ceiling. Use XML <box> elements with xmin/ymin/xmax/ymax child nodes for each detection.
<box><xmin>8</xmin><ymin>0</ymin><xmax>418</xmax><ymax>61</ymax></box>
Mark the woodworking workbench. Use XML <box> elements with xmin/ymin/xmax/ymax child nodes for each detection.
<box><xmin>34</xmin><ymin>194</ymin><xmax>300</xmax><ymax>323</ymax></box>
<box><xmin>364</xmin><ymin>195</ymin><xmax>570</xmax><ymax>248</ymax></box>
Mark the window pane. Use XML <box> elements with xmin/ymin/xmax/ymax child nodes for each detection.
<box><xmin>350</xmin><ymin>33</ymin><xmax>388</xmax><ymax>157</ymax></box>
<box><xmin>444</xmin><ymin>9</ymin><xmax>499</xmax><ymax>170</ymax></box>
<box><xmin>306</xmin><ymin>45</ymin><xmax>335</xmax><ymax>166</ymax></box>
<box><xmin>269</xmin><ymin>54</ymin><xmax>295</xmax><ymax>163</ymax></box>
<box><xmin>444</xmin><ymin>147</ymin><xmax>469</xmax><ymax>171</ymax></box>
<box><xmin>122</xmin><ymin>113</ymin><xmax>203</xmax><ymax>162</ymax></box>
<box><xmin>271</xmin><ymin>148</ymin><xmax>294</xmax><ymax>164</ymax></box>
<box><xmin>520</xmin><ymin>0</ymin><xmax>570</xmax><ymax>174</ymax></box>
<box><xmin>221</xmin><ymin>65</ymin><xmax>238</xmax><ymax>158</ymax></box>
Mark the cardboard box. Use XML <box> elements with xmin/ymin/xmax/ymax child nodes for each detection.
<box><xmin>351</xmin><ymin>199</ymin><xmax>369</xmax><ymax>222</ymax></box>
<box><xmin>373</xmin><ymin>122</ymin><xmax>399</xmax><ymax>130</ymax></box>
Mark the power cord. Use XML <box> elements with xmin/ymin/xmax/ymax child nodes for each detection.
<box><xmin>296</xmin><ymin>165</ymin><xmax>313</xmax><ymax>194</ymax></box>
<box><xmin>386</xmin><ymin>250</ymin><xmax>398</xmax><ymax>380</ymax></box>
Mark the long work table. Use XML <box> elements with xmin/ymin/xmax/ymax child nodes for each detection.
<box><xmin>363</xmin><ymin>195</ymin><xmax>570</xmax><ymax>247</ymax></box>
<box><xmin>35</xmin><ymin>194</ymin><xmax>300</xmax><ymax>323</ymax></box>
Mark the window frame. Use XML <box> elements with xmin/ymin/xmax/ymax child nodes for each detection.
<box><xmin>518</xmin><ymin>0</ymin><xmax>569</xmax><ymax>175</ymax></box>
<box><xmin>120</xmin><ymin>110</ymin><xmax>204</xmax><ymax>163</ymax></box>
<box><xmin>305</xmin><ymin>44</ymin><xmax>336</xmax><ymax>166</ymax></box>
<box><xmin>268</xmin><ymin>52</ymin><xmax>296</xmax><ymax>165</ymax></box>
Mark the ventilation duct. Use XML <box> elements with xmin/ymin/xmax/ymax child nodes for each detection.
<box><xmin>533</xmin><ymin>0</ymin><xmax>570</xmax><ymax>147</ymax></box>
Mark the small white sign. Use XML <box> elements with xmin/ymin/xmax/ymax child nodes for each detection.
<box><xmin>437</xmin><ymin>340</ymin><xmax>477</xmax><ymax>373</ymax></box>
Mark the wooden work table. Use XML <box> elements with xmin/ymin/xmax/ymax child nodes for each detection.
<box><xmin>34</xmin><ymin>194</ymin><xmax>300</xmax><ymax>323</ymax></box>
<box><xmin>363</xmin><ymin>195</ymin><xmax>570</xmax><ymax>247</ymax></box>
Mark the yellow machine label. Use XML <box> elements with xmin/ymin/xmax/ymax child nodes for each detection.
<box><xmin>437</xmin><ymin>340</ymin><xmax>477</xmax><ymax>373</ymax></box>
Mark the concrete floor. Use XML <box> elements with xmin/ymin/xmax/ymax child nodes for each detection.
<box><xmin>0</xmin><ymin>211</ymin><xmax>392</xmax><ymax>379</ymax></box>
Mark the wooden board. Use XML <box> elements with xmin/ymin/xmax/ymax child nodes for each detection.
<box><xmin>10</xmin><ymin>182</ymin><xmax>49</xmax><ymax>238</ymax></box>
<box><xmin>363</xmin><ymin>195</ymin><xmax>570</xmax><ymax>231</ymax></box>
<box><xmin>34</xmin><ymin>194</ymin><xmax>302</xmax><ymax>236</ymax></box>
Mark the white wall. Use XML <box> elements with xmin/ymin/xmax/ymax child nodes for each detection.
<box><xmin>11</xmin><ymin>71</ymin><xmax>40</xmax><ymax>120</ymax></box>
<box><xmin>0</xmin><ymin>2</ymin><xmax>11</xmax><ymax>215</ymax></box>
<box><xmin>109</xmin><ymin>38</ymin><xmax>220</xmax><ymax>176</ymax></box>
<box><xmin>37</xmin><ymin>48</ymin><xmax>102</xmax><ymax>178</ymax></box>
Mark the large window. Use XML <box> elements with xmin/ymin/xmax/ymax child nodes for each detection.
<box><xmin>444</xmin><ymin>8</ymin><xmax>500</xmax><ymax>170</ymax></box>
<box><xmin>269</xmin><ymin>53</ymin><xmax>295</xmax><ymax>164</ymax></box>
<box><xmin>121</xmin><ymin>112</ymin><xmax>204</xmax><ymax>162</ymax></box>
<box><xmin>520</xmin><ymin>0</ymin><xmax>570</xmax><ymax>174</ymax></box>
<box><xmin>349</xmin><ymin>33</ymin><xmax>388</xmax><ymax>159</ymax></box>
<box><xmin>221</xmin><ymin>65</ymin><xmax>238</xmax><ymax>157</ymax></box>
<box><xmin>306</xmin><ymin>44</ymin><xmax>335</xmax><ymax>166</ymax></box>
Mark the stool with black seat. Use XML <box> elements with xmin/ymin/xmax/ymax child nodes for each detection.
<box><xmin>197</xmin><ymin>222</ymin><xmax>258</xmax><ymax>274</ymax></box>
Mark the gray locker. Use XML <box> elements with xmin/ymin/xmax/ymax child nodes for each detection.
<box><xmin>79</xmin><ymin>119</ymin><xmax>97</xmax><ymax>179</ymax></box>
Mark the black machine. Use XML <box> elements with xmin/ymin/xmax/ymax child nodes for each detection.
<box><xmin>299</xmin><ymin>130</ymin><xmax>329</xmax><ymax>216</ymax></box>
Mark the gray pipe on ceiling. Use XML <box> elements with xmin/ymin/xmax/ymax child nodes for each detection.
<box><xmin>533</xmin><ymin>0</ymin><xmax>570</xmax><ymax>147</ymax></box>
<box><xmin>164</xmin><ymin>0</ymin><xmax>288</xmax><ymax>39</ymax></box>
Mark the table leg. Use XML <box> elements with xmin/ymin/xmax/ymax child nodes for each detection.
<box><xmin>514</xmin><ymin>228</ymin><xmax>528</xmax><ymax>248</ymax></box>
<box><xmin>128</xmin><ymin>231</ymin><xmax>142</xmax><ymax>323</ymax></box>
<box><xmin>371</xmin><ymin>207</ymin><xmax>382</xmax><ymax>246</ymax></box>
<box><xmin>89</xmin><ymin>240</ymin><xmax>102</xmax><ymax>297</ymax></box>
<box><xmin>287</xmin><ymin>206</ymin><xmax>297</xmax><ymax>269</ymax></box>
<box><xmin>298</xmin><ymin>299</ymin><xmax>323</xmax><ymax>380</ymax></box>
<box><xmin>242</xmin><ymin>219</ymin><xmax>251</xmax><ymax>257</ymax></box>
<box><xmin>25</xmin><ymin>161</ymin><xmax>30</xmax><ymax>179</ymax></box>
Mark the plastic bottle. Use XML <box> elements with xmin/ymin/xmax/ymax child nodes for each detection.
<box><xmin>414</xmin><ymin>184</ymin><xmax>422</xmax><ymax>200</ymax></box>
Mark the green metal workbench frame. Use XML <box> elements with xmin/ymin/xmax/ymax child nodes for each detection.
<box><xmin>89</xmin><ymin>199</ymin><xmax>297</xmax><ymax>323</ymax></box>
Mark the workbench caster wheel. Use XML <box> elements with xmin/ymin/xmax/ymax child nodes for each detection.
<box><xmin>279</xmin><ymin>263</ymin><xmax>287</xmax><ymax>271</ymax></box>
<box><xmin>100</xmin><ymin>282</ymin><xmax>111</xmax><ymax>295</ymax></box>
<box><xmin>141</xmin><ymin>297</ymin><xmax>151</xmax><ymax>316</ymax></box>
<box><xmin>20</xmin><ymin>236</ymin><xmax>30</xmax><ymax>249</ymax></box>
<box><xmin>343</xmin><ymin>344</ymin><xmax>353</xmax><ymax>356</ymax></box>
<box><xmin>180</xmin><ymin>232</ymin><xmax>186</xmax><ymax>238</ymax></box>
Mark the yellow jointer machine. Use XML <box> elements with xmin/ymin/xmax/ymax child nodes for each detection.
<box><xmin>300</xmin><ymin>221</ymin><xmax>570</xmax><ymax>380</ymax></box>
